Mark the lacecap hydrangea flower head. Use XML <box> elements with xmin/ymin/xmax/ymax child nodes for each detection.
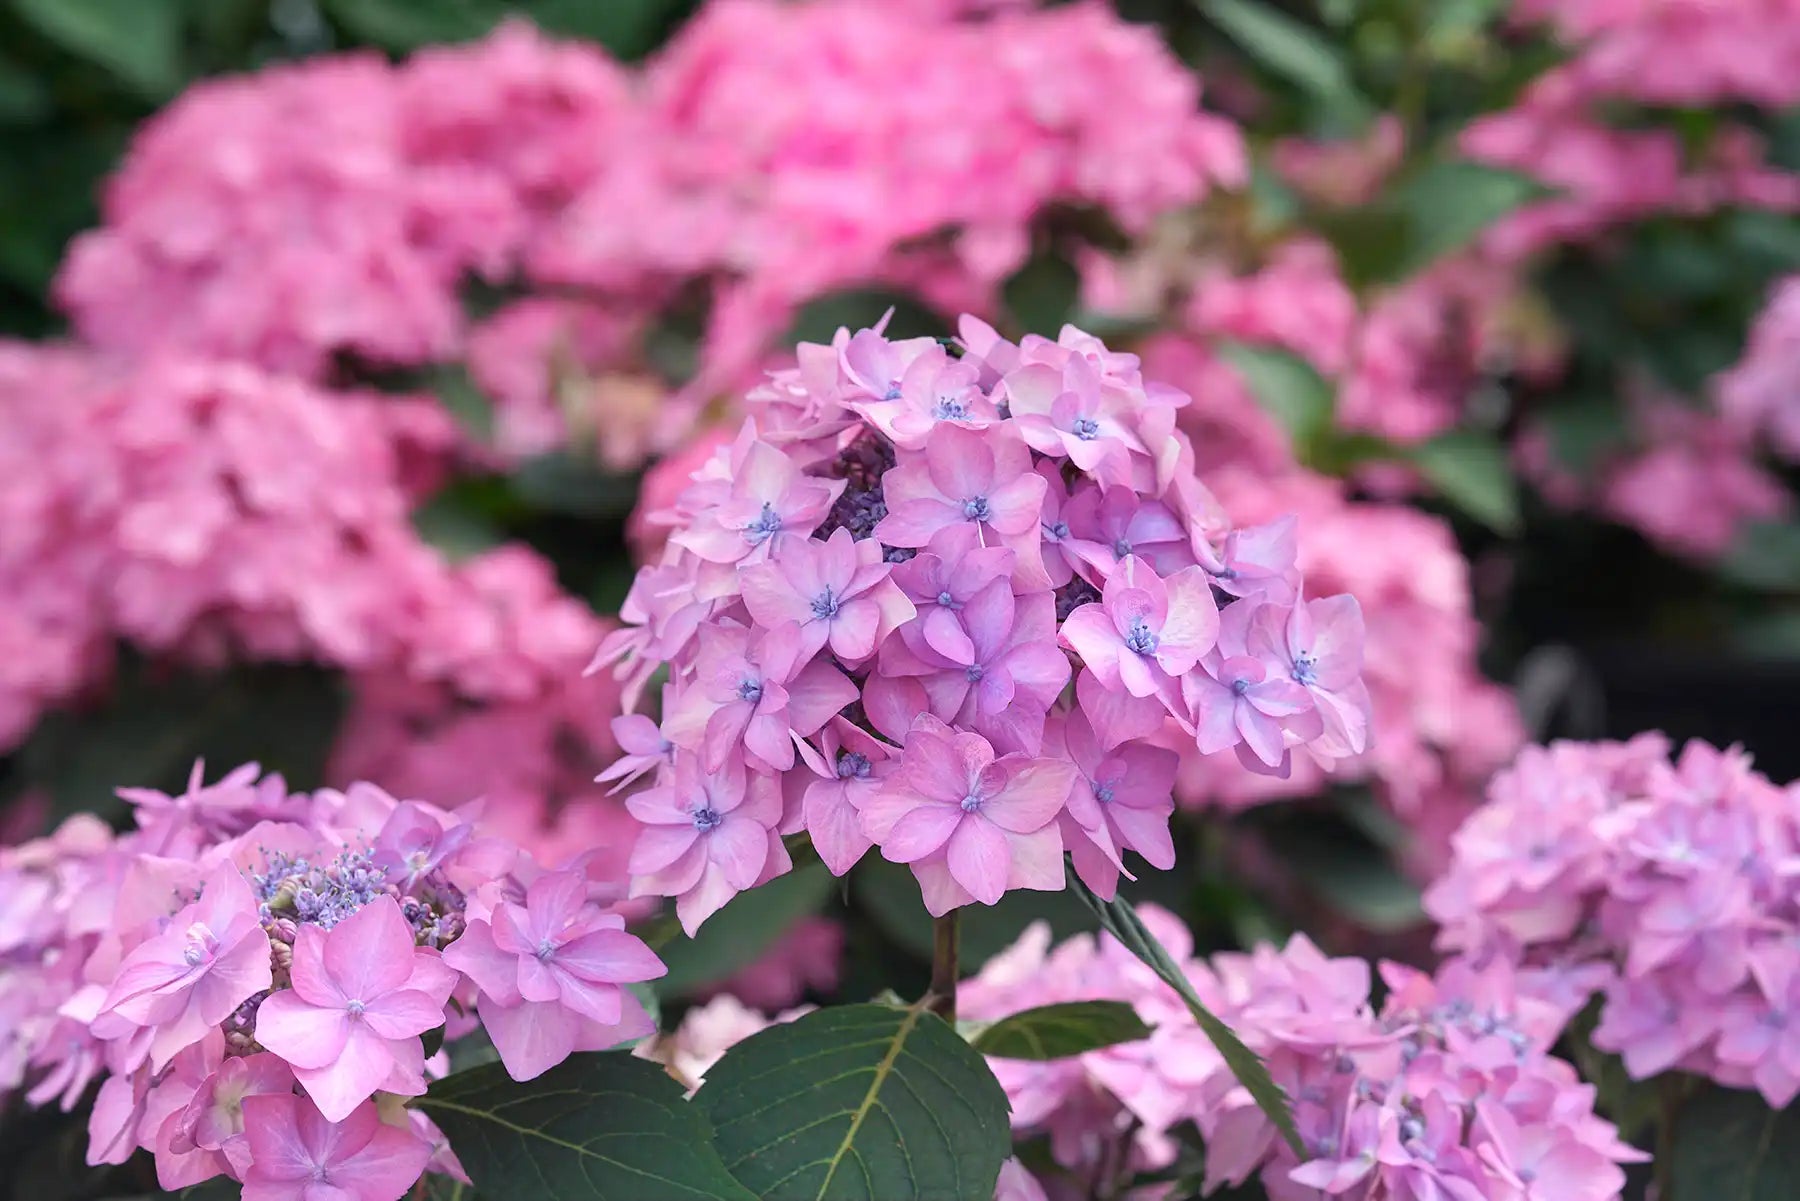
<box><xmin>595</xmin><ymin>315</ymin><xmax>1372</xmax><ymax>930</ymax></box>
<box><xmin>1</xmin><ymin>764</ymin><xmax>665</xmax><ymax>1200</ymax></box>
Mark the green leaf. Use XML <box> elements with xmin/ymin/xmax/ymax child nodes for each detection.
<box><xmin>1668</xmin><ymin>1083</ymin><xmax>1800</xmax><ymax>1200</ymax></box>
<box><xmin>1406</xmin><ymin>430</ymin><xmax>1521</xmax><ymax>534</ymax></box>
<box><xmin>657</xmin><ymin>862</ymin><xmax>834</xmax><ymax>996</ymax></box>
<box><xmin>416</xmin><ymin>1052</ymin><xmax>756</xmax><ymax>1201</ymax></box>
<box><xmin>1066</xmin><ymin>867</ymin><xmax>1305</xmax><ymax>1158</ymax></box>
<box><xmin>511</xmin><ymin>454</ymin><xmax>641</xmax><ymax>519</ymax></box>
<box><xmin>1197</xmin><ymin>0</ymin><xmax>1373</xmax><ymax>124</ymax></box>
<box><xmin>1383</xmin><ymin>160</ymin><xmax>1547</xmax><ymax>279</ymax></box>
<box><xmin>11</xmin><ymin>0</ymin><xmax>183</xmax><ymax>98</ymax></box>
<box><xmin>1214</xmin><ymin>342</ymin><xmax>1335</xmax><ymax>454</ymax></box>
<box><xmin>784</xmin><ymin>289</ymin><xmax>948</xmax><ymax>348</ymax></box>
<box><xmin>853</xmin><ymin>856</ymin><xmax>1096</xmax><ymax>969</ymax></box>
<box><xmin>1719</xmin><ymin>521</ymin><xmax>1800</xmax><ymax>592</ymax></box>
<box><xmin>968</xmin><ymin>1001</ymin><xmax>1151</xmax><ymax>1060</ymax></box>
<box><xmin>318</xmin><ymin>0</ymin><xmax>502</xmax><ymax>49</ymax></box>
<box><xmin>695</xmin><ymin>1002</ymin><xmax>1012</xmax><ymax>1200</ymax></box>
<box><xmin>1003</xmin><ymin>252</ymin><xmax>1081</xmax><ymax>337</ymax></box>
<box><xmin>525</xmin><ymin>0</ymin><xmax>690</xmax><ymax>59</ymax></box>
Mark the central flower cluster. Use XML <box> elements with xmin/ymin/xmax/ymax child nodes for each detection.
<box><xmin>595</xmin><ymin>315</ymin><xmax>1373</xmax><ymax>931</ymax></box>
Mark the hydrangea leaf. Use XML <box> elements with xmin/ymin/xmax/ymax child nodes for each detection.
<box><xmin>1196</xmin><ymin>0</ymin><xmax>1373</xmax><ymax>129</ymax></box>
<box><xmin>657</xmin><ymin>862</ymin><xmax>833</xmax><ymax>996</ymax></box>
<box><xmin>1214</xmin><ymin>341</ymin><xmax>1336</xmax><ymax>456</ymax></box>
<box><xmin>1406</xmin><ymin>430</ymin><xmax>1522</xmax><ymax>535</ymax></box>
<box><xmin>12</xmin><ymin>0</ymin><xmax>182</xmax><ymax>99</ymax></box>
<box><xmin>1067</xmin><ymin>867</ymin><xmax>1306</xmax><ymax>1157</ymax></box>
<box><xmin>967</xmin><ymin>1000</ymin><xmax>1151</xmax><ymax>1060</ymax></box>
<box><xmin>1385</xmin><ymin>160</ymin><xmax>1549</xmax><ymax>279</ymax></box>
<box><xmin>693</xmin><ymin>1002</ymin><xmax>1012</xmax><ymax>1200</ymax></box>
<box><xmin>416</xmin><ymin>1052</ymin><xmax>757</xmax><ymax>1201</ymax></box>
<box><xmin>1669</xmin><ymin>1083</ymin><xmax>1800</xmax><ymax>1200</ymax></box>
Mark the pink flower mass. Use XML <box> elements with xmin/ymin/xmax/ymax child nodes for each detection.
<box><xmin>598</xmin><ymin>315</ymin><xmax>1373</xmax><ymax>924</ymax></box>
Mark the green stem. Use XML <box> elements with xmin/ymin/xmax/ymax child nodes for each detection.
<box><xmin>929</xmin><ymin>911</ymin><xmax>961</xmax><ymax>1023</ymax></box>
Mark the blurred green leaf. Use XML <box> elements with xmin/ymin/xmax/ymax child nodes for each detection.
<box><xmin>1003</xmin><ymin>252</ymin><xmax>1080</xmax><ymax>337</ymax></box>
<box><xmin>318</xmin><ymin>0</ymin><xmax>500</xmax><ymax>49</ymax></box>
<box><xmin>412</xmin><ymin>491</ymin><xmax>509</xmax><ymax>561</ymax></box>
<box><xmin>969</xmin><ymin>1001</ymin><xmax>1151</xmax><ymax>1060</ymax></box>
<box><xmin>1407</xmin><ymin>430</ymin><xmax>1521</xmax><ymax>534</ymax></box>
<box><xmin>511</xmin><ymin>453</ymin><xmax>640</xmax><ymax>519</ymax></box>
<box><xmin>854</xmin><ymin>857</ymin><xmax>1095</xmax><ymax>969</ymax></box>
<box><xmin>1197</xmin><ymin>0</ymin><xmax>1373</xmax><ymax>125</ymax></box>
<box><xmin>1384</xmin><ymin>159</ymin><xmax>1547</xmax><ymax>279</ymax></box>
<box><xmin>16</xmin><ymin>664</ymin><xmax>344</xmax><ymax>827</ymax></box>
<box><xmin>526</xmin><ymin>0</ymin><xmax>691</xmax><ymax>59</ymax></box>
<box><xmin>657</xmin><ymin>862</ymin><xmax>834</xmax><ymax>996</ymax></box>
<box><xmin>1669</xmin><ymin>1083</ymin><xmax>1800</xmax><ymax>1200</ymax></box>
<box><xmin>1538</xmin><ymin>396</ymin><xmax>1625</xmax><ymax>473</ymax></box>
<box><xmin>1719</xmin><ymin>521</ymin><xmax>1800</xmax><ymax>592</ymax></box>
<box><xmin>1214</xmin><ymin>341</ymin><xmax>1335</xmax><ymax>453</ymax></box>
<box><xmin>784</xmin><ymin>288</ymin><xmax>948</xmax><ymax>348</ymax></box>
<box><xmin>0</xmin><ymin>57</ymin><xmax>51</xmax><ymax>123</ymax></box>
<box><xmin>1259</xmin><ymin>816</ymin><xmax>1423</xmax><ymax>932</ymax></box>
<box><xmin>11</xmin><ymin>0</ymin><xmax>184</xmax><ymax>97</ymax></box>
<box><xmin>0</xmin><ymin>126</ymin><xmax>128</xmax><ymax>293</ymax></box>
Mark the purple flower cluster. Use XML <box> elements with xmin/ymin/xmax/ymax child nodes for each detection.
<box><xmin>1428</xmin><ymin>735</ymin><xmax>1800</xmax><ymax>1107</ymax></box>
<box><xmin>594</xmin><ymin>316</ymin><xmax>1373</xmax><ymax>930</ymax></box>
<box><xmin>0</xmin><ymin>764</ymin><xmax>664</xmax><ymax>1201</ymax></box>
<box><xmin>960</xmin><ymin>914</ymin><xmax>1643</xmax><ymax>1200</ymax></box>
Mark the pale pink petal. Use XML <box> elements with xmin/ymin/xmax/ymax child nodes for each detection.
<box><xmin>254</xmin><ymin>991</ymin><xmax>350</xmax><ymax>1070</ymax></box>
<box><xmin>882</xmin><ymin>805</ymin><xmax>963</xmax><ymax>862</ymax></box>
<box><xmin>947</xmin><ymin>819</ymin><xmax>1010</xmax><ymax>905</ymax></box>
<box><xmin>479</xmin><ymin>996</ymin><xmax>578</xmax><ymax>1082</ymax></box>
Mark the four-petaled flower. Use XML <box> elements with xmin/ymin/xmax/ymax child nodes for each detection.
<box><xmin>253</xmin><ymin>895</ymin><xmax>456</xmax><ymax>1121</ymax></box>
<box><xmin>1059</xmin><ymin>555</ymin><xmax>1219</xmax><ymax>702</ymax></box>
<box><xmin>239</xmin><ymin>1093</ymin><xmax>430</xmax><ymax>1201</ymax></box>
<box><xmin>740</xmin><ymin>528</ymin><xmax>916</xmax><ymax>662</ymax></box>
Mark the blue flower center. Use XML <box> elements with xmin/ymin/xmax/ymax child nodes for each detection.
<box><xmin>965</xmin><ymin>664</ymin><xmax>985</xmax><ymax>682</ymax></box>
<box><xmin>960</xmin><ymin>793</ymin><xmax>985</xmax><ymax>813</ymax></box>
<box><xmin>1093</xmin><ymin>781</ymin><xmax>1115</xmax><ymax>803</ymax></box>
<box><xmin>1292</xmin><ymin>654</ymin><xmax>1318</xmax><ymax>687</ymax></box>
<box><xmin>745</xmin><ymin>503</ymin><xmax>783</xmax><ymax>546</ymax></box>
<box><xmin>692</xmin><ymin>807</ymin><xmax>723</xmax><ymax>832</ymax></box>
<box><xmin>1112</xmin><ymin>537</ymin><xmax>1132</xmax><ymax>558</ymax></box>
<box><xmin>736</xmin><ymin>678</ymin><xmax>764</xmax><ymax>703</ymax></box>
<box><xmin>811</xmin><ymin>588</ymin><xmax>840</xmax><ymax>620</ymax></box>
<box><xmin>883</xmin><ymin>382</ymin><xmax>903</xmax><ymax>400</ymax></box>
<box><xmin>1230</xmin><ymin>677</ymin><xmax>1250</xmax><ymax>697</ymax></box>
<box><xmin>1047</xmin><ymin>521</ymin><xmax>1070</xmax><ymax>540</ymax></box>
<box><xmin>1072</xmin><ymin>416</ymin><xmax>1100</xmax><ymax>441</ymax></box>
<box><xmin>836</xmin><ymin>752</ymin><xmax>872</xmax><ymax>780</ymax></box>
<box><xmin>962</xmin><ymin>496</ymin><xmax>991</xmax><ymax>522</ymax></box>
<box><xmin>933</xmin><ymin>397</ymin><xmax>970</xmax><ymax>421</ymax></box>
<box><xmin>535</xmin><ymin>938</ymin><xmax>557</xmax><ymax>962</ymax></box>
<box><xmin>936</xmin><ymin>590</ymin><xmax>957</xmax><ymax>608</ymax></box>
<box><xmin>1124</xmin><ymin>619</ymin><xmax>1158</xmax><ymax>656</ymax></box>
<box><xmin>345</xmin><ymin>999</ymin><xmax>366</xmax><ymax>1017</ymax></box>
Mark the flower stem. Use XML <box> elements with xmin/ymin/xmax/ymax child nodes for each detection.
<box><xmin>929</xmin><ymin>910</ymin><xmax>961</xmax><ymax>1022</ymax></box>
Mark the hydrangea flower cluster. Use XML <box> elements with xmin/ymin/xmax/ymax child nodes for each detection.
<box><xmin>959</xmin><ymin>913</ymin><xmax>1642</xmax><ymax>1200</ymax></box>
<box><xmin>1719</xmin><ymin>273</ymin><xmax>1800</xmax><ymax>462</ymax></box>
<box><xmin>0</xmin><ymin>763</ymin><xmax>664</xmax><ymax>1200</ymax></box>
<box><xmin>1427</xmin><ymin>735</ymin><xmax>1800</xmax><ymax>1107</ymax></box>
<box><xmin>595</xmin><ymin>316</ymin><xmax>1372</xmax><ymax>929</ymax></box>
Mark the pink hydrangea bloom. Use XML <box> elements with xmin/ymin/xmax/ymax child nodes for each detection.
<box><xmin>1428</xmin><ymin>735</ymin><xmax>1800</xmax><ymax>1106</ymax></box>
<box><xmin>4</xmin><ymin>765</ymin><xmax>663</xmax><ymax>1195</ymax></box>
<box><xmin>1718</xmin><ymin>274</ymin><xmax>1800</xmax><ymax>460</ymax></box>
<box><xmin>240</xmin><ymin>1093</ymin><xmax>431</xmax><ymax>1201</ymax></box>
<box><xmin>960</xmin><ymin>914</ymin><xmax>1643</xmax><ymax>1199</ymax></box>
<box><xmin>603</xmin><ymin>317</ymin><xmax>1369</xmax><ymax>927</ymax></box>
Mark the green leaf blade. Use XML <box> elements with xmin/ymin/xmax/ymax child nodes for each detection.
<box><xmin>1198</xmin><ymin>0</ymin><xmax>1373</xmax><ymax>125</ymax></box>
<box><xmin>1669</xmin><ymin>1083</ymin><xmax>1800</xmax><ymax>1200</ymax></box>
<box><xmin>12</xmin><ymin>0</ymin><xmax>182</xmax><ymax>98</ymax></box>
<box><xmin>417</xmin><ymin>1052</ymin><xmax>756</xmax><ymax>1201</ymax></box>
<box><xmin>1066</xmin><ymin>868</ymin><xmax>1304</xmax><ymax>1158</ymax></box>
<box><xmin>969</xmin><ymin>1000</ymin><xmax>1151</xmax><ymax>1060</ymax></box>
<box><xmin>695</xmin><ymin>1002</ymin><xmax>1012</xmax><ymax>1200</ymax></box>
<box><xmin>1407</xmin><ymin>430</ymin><xmax>1522</xmax><ymax>534</ymax></box>
<box><xmin>1214</xmin><ymin>341</ymin><xmax>1336</xmax><ymax>455</ymax></box>
<box><xmin>657</xmin><ymin>861</ymin><xmax>833</xmax><ymax>996</ymax></box>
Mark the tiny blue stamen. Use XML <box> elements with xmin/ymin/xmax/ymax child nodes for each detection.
<box><xmin>965</xmin><ymin>664</ymin><xmax>985</xmax><ymax>682</ymax></box>
<box><xmin>1112</xmin><ymin>538</ymin><xmax>1132</xmax><ymax>558</ymax></box>
<box><xmin>1072</xmin><ymin>416</ymin><xmax>1100</xmax><ymax>440</ymax></box>
<box><xmin>836</xmin><ymin>752</ymin><xmax>872</xmax><ymax>780</ymax></box>
<box><xmin>960</xmin><ymin>793</ymin><xmax>984</xmax><ymax>813</ymax></box>
<box><xmin>693</xmin><ymin>807</ymin><xmax>723</xmax><ymax>832</ymax></box>
<box><xmin>1093</xmin><ymin>781</ymin><xmax>1115</xmax><ymax>803</ymax></box>
<box><xmin>962</xmin><ymin>496</ymin><xmax>991</xmax><ymax>522</ymax></box>
<box><xmin>1292</xmin><ymin>654</ymin><xmax>1318</xmax><ymax>687</ymax></box>
<box><xmin>737</xmin><ymin>678</ymin><xmax>764</xmax><ymax>703</ymax></box>
<box><xmin>535</xmin><ymin>939</ymin><xmax>556</xmax><ymax>962</ymax></box>
<box><xmin>811</xmin><ymin>588</ymin><xmax>840</xmax><ymax>620</ymax></box>
<box><xmin>346</xmin><ymin>999</ymin><xmax>366</xmax><ymax>1017</ymax></box>
<box><xmin>744</xmin><ymin>503</ymin><xmax>783</xmax><ymax>546</ymax></box>
<box><xmin>936</xmin><ymin>590</ymin><xmax>957</xmax><ymax>608</ymax></box>
<box><xmin>1047</xmin><ymin>521</ymin><xmax>1070</xmax><ymax>540</ymax></box>
<box><xmin>1230</xmin><ymin>677</ymin><xmax>1251</xmax><ymax>697</ymax></box>
<box><xmin>933</xmin><ymin>397</ymin><xmax>970</xmax><ymax>421</ymax></box>
<box><xmin>1124</xmin><ymin>619</ymin><xmax>1158</xmax><ymax>656</ymax></box>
